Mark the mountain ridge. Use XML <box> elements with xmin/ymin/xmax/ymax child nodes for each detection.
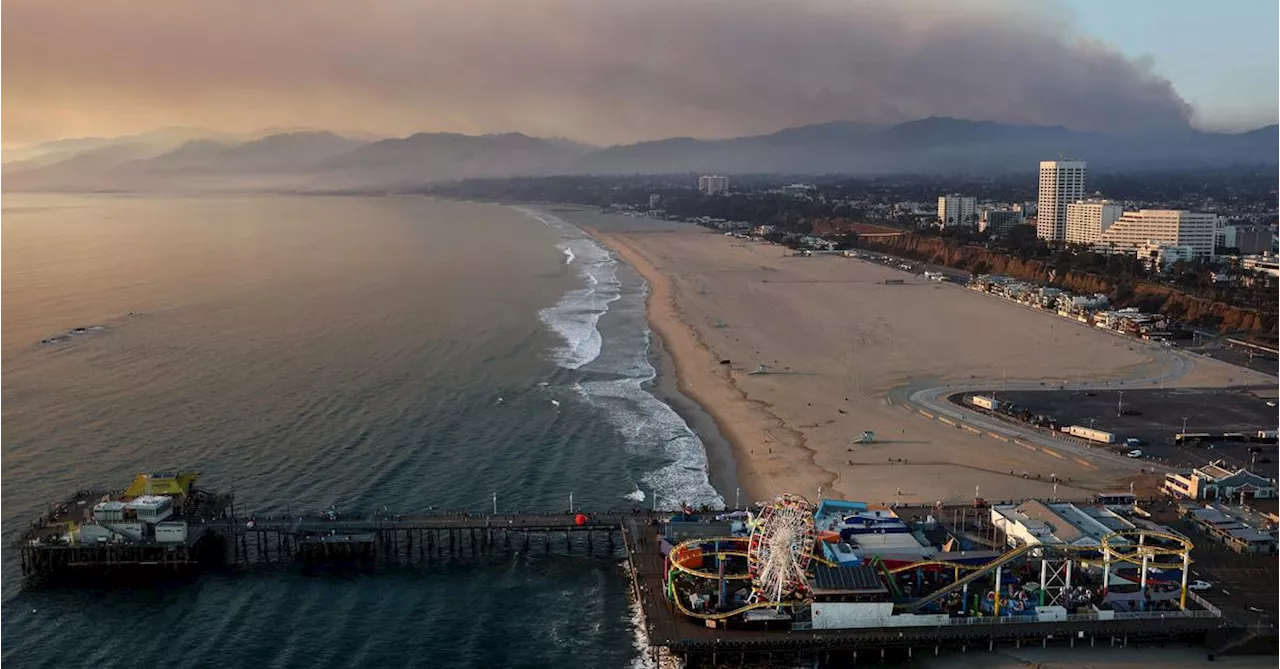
<box><xmin>4</xmin><ymin>118</ymin><xmax>1275</xmax><ymax>192</ymax></box>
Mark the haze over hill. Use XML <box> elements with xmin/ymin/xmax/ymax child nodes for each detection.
<box><xmin>2</xmin><ymin>117</ymin><xmax>1275</xmax><ymax>193</ymax></box>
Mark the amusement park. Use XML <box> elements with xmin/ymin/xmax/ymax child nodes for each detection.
<box><xmin>660</xmin><ymin>492</ymin><xmax>1212</xmax><ymax>632</ymax></box>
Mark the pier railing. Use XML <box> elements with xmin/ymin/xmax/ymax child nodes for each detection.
<box><xmin>942</xmin><ymin>608</ymin><xmax>1219</xmax><ymax>628</ymax></box>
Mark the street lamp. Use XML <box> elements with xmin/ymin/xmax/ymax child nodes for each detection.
<box><xmin>1181</xmin><ymin>417</ymin><xmax>1188</xmax><ymax>437</ymax></box>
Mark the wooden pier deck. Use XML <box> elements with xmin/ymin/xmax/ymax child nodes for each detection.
<box><xmin>622</xmin><ymin>521</ymin><xmax>1225</xmax><ymax>667</ymax></box>
<box><xmin>18</xmin><ymin>499</ymin><xmax>1245</xmax><ymax>664</ymax></box>
<box><xmin>227</xmin><ymin>511</ymin><xmax>640</xmax><ymax>564</ymax></box>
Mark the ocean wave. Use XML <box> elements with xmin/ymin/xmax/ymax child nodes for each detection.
<box><xmin>580</xmin><ymin>364</ymin><xmax>723</xmax><ymax>510</ymax></box>
<box><xmin>514</xmin><ymin>204</ymin><xmax>723</xmax><ymax>510</ymax></box>
<box><xmin>626</xmin><ymin>572</ymin><xmax>657</xmax><ymax>669</ymax></box>
<box><xmin>517</xmin><ymin>207</ymin><xmax>621</xmax><ymax>370</ymax></box>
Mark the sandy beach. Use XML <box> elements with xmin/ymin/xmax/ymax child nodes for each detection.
<box><xmin>555</xmin><ymin>209</ymin><xmax>1275</xmax><ymax>506</ymax></box>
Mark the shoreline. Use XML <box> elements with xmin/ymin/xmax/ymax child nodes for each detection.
<box><xmin>646</xmin><ymin>326</ymin><xmax>741</xmax><ymax>508</ymax></box>
<box><xmin>582</xmin><ymin>225</ymin><xmax>826</xmax><ymax>505</ymax></box>
<box><xmin>550</xmin><ymin>206</ymin><xmax>1276</xmax><ymax>507</ymax></box>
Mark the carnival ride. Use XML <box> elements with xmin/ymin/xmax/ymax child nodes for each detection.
<box><xmin>747</xmin><ymin>493</ymin><xmax>817</xmax><ymax>605</ymax></box>
<box><xmin>1100</xmin><ymin>528</ymin><xmax>1196</xmax><ymax>609</ymax></box>
<box><xmin>663</xmin><ymin>494</ymin><xmax>1199</xmax><ymax>625</ymax></box>
<box><xmin>666</xmin><ymin>494</ymin><xmax>831</xmax><ymax>621</ymax></box>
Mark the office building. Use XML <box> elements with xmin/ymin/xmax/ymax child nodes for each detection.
<box><xmin>1219</xmin><ymin>223</ymin><xmax>1274</xmax><ymax>255</ymax></box>
<box><xmin>698</xmin><ymin>175</ymin><xmax>728</xmax><ymax>196</ymax></box>
<box><xmin>937</xmin><ymin>195</ymin><xmax>977</xmax><ymax>227</ymax></box>
<box><xmin>978</xmin><ymin>207</ymin><xmax>1025</xmax><ymax>235</ymax></box>
<box><xmin>1096</xmin><ymin>210</ymin><xmax>1216</xmax><ymax>258</ymax></box>
<box><xmin>1065</xmin><ymin>199</ymin><xmax>1123</xmax><ymax>245</ymax></box>
<box><xmin>648</xmin><ymin>194</ymin><xmax>661</xmax><ymax>209</ymax></box>
<box><xmin>1037</xmin><ymin>161</ymin><xmax>1087</xmax><ymax>242</ymax></box>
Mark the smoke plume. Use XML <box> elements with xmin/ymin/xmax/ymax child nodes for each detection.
<box><xmin>3</xmin><ymin>0</ymin><xmax>1195</xmax><ymax>145</ymax></box>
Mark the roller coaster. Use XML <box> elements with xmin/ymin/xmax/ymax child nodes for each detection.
<box><xmin>663</xmin><ymin>507</ymin><xmax>1196</xmax><ymax>624</ymax></box>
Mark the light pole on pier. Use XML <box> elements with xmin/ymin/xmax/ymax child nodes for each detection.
<box><xmin>734</xmin><ymin>486</ymin><xmax>740</xmax><ymax>510</ymax></box>
<box><xmin>493</xmin><ymin>492</ymin><xmax>497</xmax><ymax>515</ymax></box>
<box><xmin>1181</xmin><ymin>417</ymin><xmax>1188</xmax><ymax>437</ymax></box>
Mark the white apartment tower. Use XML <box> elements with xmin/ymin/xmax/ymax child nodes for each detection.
<box><xmin>698</xmin><ymin>175</ymin><xmax>729</xmax><ymax>196</ymax></box>
<box><xmin>1097</xmin><ymin>210</ymin><xmax>1217</xmax><ymax>259</ymax></box>
<box><xmin>1065</xmin><ymin>199</ymin><xmax>1123</xmax><ymax>245</ymax></box>
<box><xmin>1037</xmin><ymin>160</ymin><xmax>1087</xmax><ymax>242</ymax></box>
<box><xmin>937</xmin><ymin>195</ymin><xmax>977</xmax><ymax>227</ymax></box>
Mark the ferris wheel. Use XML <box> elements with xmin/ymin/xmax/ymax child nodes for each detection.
<box><xmin>747</xmin><ymin>493</ymin><xmax>817</xmax><ymax>604</ymax></box>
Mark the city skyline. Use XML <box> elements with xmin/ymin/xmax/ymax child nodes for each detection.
<box><xmin>4</xmin><ymin>0</ymin><xmax>1277</xmax><ymax>148</ymax></box>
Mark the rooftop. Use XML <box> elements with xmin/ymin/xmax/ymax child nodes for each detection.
<box><xmin>810</xmin><ymin>564</ymin><xmax>889</xmax><ymax>596</ymax></box>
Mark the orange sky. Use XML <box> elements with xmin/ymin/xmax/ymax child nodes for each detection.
<box><xmin>2</xmin><ymin>0</ymin><xmax>1214</xmax><ymax>147</ymax></box>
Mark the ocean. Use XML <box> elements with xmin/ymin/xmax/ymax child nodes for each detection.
<box><xmin>1</xmin><ymin>194</ymin><xmax>723</xmax><ymax>668</ymax></box>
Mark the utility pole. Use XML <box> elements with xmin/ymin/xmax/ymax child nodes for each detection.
<box><xmin>735</xmin><ymin>486</ymin><xmax>740</xmax><ymax>510</ymax></box>
<box><xmin>1181</xmin><ymin>417</ymin><xmax>1188</xmax><ymax>437</ymax></box>
<box><xmin>1117</xmin><ymin>390</ymin><xmax>1124</xmax><ymax>417</ymax></box>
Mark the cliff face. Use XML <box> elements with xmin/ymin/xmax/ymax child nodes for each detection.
<box><xmin>858</xmin><ymin>234</ymin><xmax>1276</xmax><ymax>334</ymax></box>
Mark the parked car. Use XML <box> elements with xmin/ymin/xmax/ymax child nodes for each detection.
<box><xmin>1189</xmin><ymin>580</ymin><xmax>1213</xmax><ymax>591</ymax></box>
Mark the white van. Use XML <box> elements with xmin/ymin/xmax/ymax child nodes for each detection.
<box><xmin>1126</xmin><ymin>449</ymin><xmax>1143</xmax><ymax>458</ymax></box>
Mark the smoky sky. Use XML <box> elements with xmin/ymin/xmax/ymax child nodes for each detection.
<box><xmin>3</xmin><ymin>0</ymin><xmax>1198</xmax><ymax>146</ymax></box>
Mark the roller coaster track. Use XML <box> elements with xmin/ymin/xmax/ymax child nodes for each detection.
<box><xmin>887</xmin><ymin>559</ymin><xmax>989</xmax><ymax>575</ymax></box>
<box><xmin>895</xmin><ymin>544</ymin><xmax>1037</xmax><ymax>612</ymax></box>
<box><xmin>666</xmin><ymin>529</ymin><xmax>1194</xmax><ymax>620</ymax></box>
<box><xmin>665</xmin><ymin>568</ymin><xmax>795</xmax><ymax>621</ymax></box>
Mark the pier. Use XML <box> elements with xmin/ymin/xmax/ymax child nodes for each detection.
<box><xmin>15</xmin><ymin>477</ymin><xmax>1270</xmax><ymax>665</ymax></box>
<box><xmin>227</xmin><ymin>512</ymin><xmax>632</xmax><ymax>564</ymax></box>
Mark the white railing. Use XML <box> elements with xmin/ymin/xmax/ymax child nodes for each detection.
<box><xmin>942</xmin><ymin>608</ymin><xmax>1218</xmax><ymax>627</ymax></box>
<box><xmin>1185</xmin><ymin>591</ymin><xmax>1222</xmax><ymax>616</ymax></box>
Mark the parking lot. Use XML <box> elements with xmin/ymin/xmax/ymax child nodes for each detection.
<box><xmin>1180</xmin><ymin>340</ymin><xmax>1279</xmax><ymax>377</ymax></box>
<box><xmin>1145</xmin><ymin>504</ymin><xmax>1279</xmax><ymax>629</ymax></box>
<box><xmin>994</xmin><ymin>388</ymin><xmax>1279</xmax><ymax>478</ymax></box>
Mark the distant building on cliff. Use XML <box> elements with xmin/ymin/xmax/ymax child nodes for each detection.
<box><xmin>1065</xmin><ymin>199</ymin><xmax>1123</xmax><ymax>245</ymax></box>
<box><xmin>1037</xmin><ymin>160</ymin><xmax>1087</xmax><ymax>242</ymax></box>
<box><xmin>979</xmin><ymin>206</ymin><xmax>1025</xmax><ymax>235</ymax></box>
<box><xmin>1096</xmin><ymin>210</ymin><xmax>1217</xmax><ymax>259</ymax></box>
<box><xmin>937</xmin><ymin>195</ymin><xmax>976</xmax><ymax>228</ymax></box>
<box><xmin>698</xmin><ymin>175</ymin><xmax>728</xmax><ymax>196</ymax></box>
<box><xmin>1219</xmin><ymin>222</ymin><xmax>1275</xmax><ymax>254</ymax></box>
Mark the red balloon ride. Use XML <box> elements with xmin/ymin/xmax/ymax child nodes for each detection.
<box><xmin>574</xmin><ymin>513</ymin><xmax>588</xmax><ymax>526</ymax></box>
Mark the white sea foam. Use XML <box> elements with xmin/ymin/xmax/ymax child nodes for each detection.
<box><xmin>580</xmin><ymin>354</ymin><xmax>723</xmax><ymax>510</ymax></box>
<box><xmin>626</xmin><ymin>577</ymin><xmax>657</xmax><ymax>669</ymax></box>
<box><xmin>515</xmin><ymin>204</ymin><xmax>723</xmax><ymax>510</ymax></box>
<box><xmin>516</xmin><ymin>206</ymin><xmax>620</xmax><ymax>370</ymax></box>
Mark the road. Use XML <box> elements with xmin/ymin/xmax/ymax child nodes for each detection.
<box><xmin>904</xmin><ymin>333</ymin><xmax>1201</xmax><ymax>476</ymax></box>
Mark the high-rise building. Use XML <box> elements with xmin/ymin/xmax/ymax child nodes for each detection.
<box><xmin>1065</xmin><ymin>199</ymin><xmax>1123</xmax><ymax>244</ymax></box>
<box><xmin>978</xmin><ymin>207</ymin><xmax>1025</xmax><ymax>235</ymax></box>
<box><xmin>1096</xmin><ymin>210</ymin><xmax>1217</xmax><ymax>258</ymax></box>
<box><xmin>1037</xmin><ymin>160</ymin><xmax>1087</xmax><ymax>241</ymax></box>
<box><xmin>937</xmin><ymin>195</ymin><xmax>977</xmax><ymax>227</ymax></box>
<box><xmin>698</xmin><ymin>175</ymin><xmax>729</xmax><ymax>196</ymax></box>
<box><xmin>648</xmin><ymin>194</ymin><xmax>662</xmax><ymax>209</ymax></box>
<box><xmin>1219</xmin><ymin>223</ymin><xmax>1273</xmax><ymax>254</ymax></box>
